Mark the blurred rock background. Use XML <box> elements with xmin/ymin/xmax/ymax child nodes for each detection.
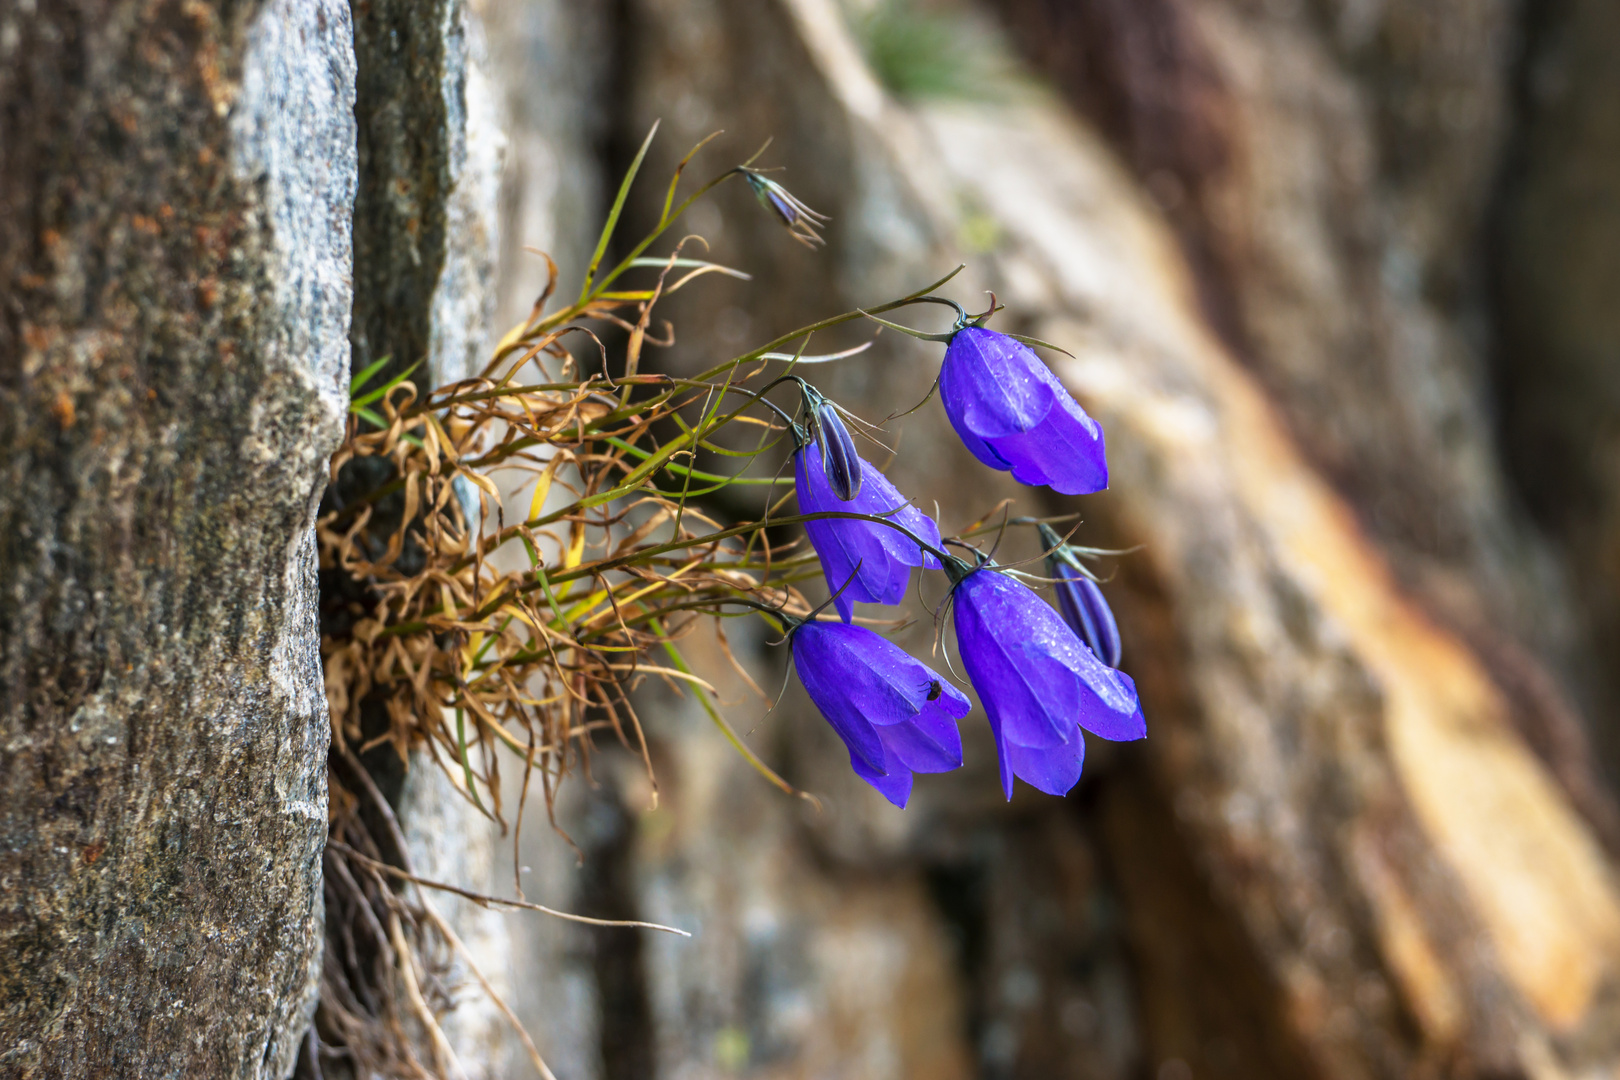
<box><xmin>446</xmin><ymin>0</ymin><xmax>1620</xmax><ymax>1078</ymax></box>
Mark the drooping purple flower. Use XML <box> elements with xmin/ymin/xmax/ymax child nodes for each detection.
<box><xmin>791</xmin><ymin>620</ymin><xmax>969</xmax><ymax>807</ymax></box>
<box><xmin>940</xmin><ymin>326</ymin><xmax>1107</xmax><ymax>495</ymax></box>
<box><xmin>951</xmin><ymin>566</ymin><xmax>1144</xmax><ymax>799</ymax></box>
<box><xmin>796</xmin><ymin>439</ymin><xmax>942</xmax><ymax>622</ymax></box>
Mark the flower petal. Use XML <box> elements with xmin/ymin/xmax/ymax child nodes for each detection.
<box><xmin>798</xmin><ymin>449</ymin><xmax>905</xmax><ymax>620</ymax></box>
<box><xmin>953</xmin><ymin>572</ymin><xmax>1080</xmax><ymax>747</ymax></box>
<box><xmin>941</xmin><ymin>327</ymin><xmax>1057</xmax><ymax>438</ymax></box>
<box><xmin>940</xmin><ymin>328</ymin><xmax>1108</xmax><ymax>495</ymax></box>
<box><xmin>877</xmin><ymin>705</ymin><xmax>965</xmax><ymax>774</ymax></box>
<box><xmin>850</xmin><ymin>751</ymin><xmax>913</xmax><ymax>808</ymax></box>
<box><xmin>794</xmin><ymin>622</ymin><xmax>922</xmax><ymax>719</ymax></box>
<box><xmin>981</xmin><ymin>396</ymin><xmax>1107</xmax><ymax>494</ymax></box>
<box><xmin>1006</xmin><ymin>728</ymin><xmax>1086</xmax><ymax>796</ymax></box>
<box><xmin>986</xmin><ymin>710</ymin><xmax>1016</xmax><ymax>801</ymax></box>
<box><xmin>941</xmin><ymin>408</ymin><xmax>1015</xmax><ymax>474</ymax></box>
<box><xmin>815</xmin><ymin>399</ymin><xmax>863</xmax><ymax>500</ymax></box>
<box><xmin>807</xmin><ymin>622</ymin><xmax>965</xmax><ymax>726</ymax></box>
<box><xmin>856</xmin><ymin>463</ymin><xmax>942</xmax><ymax>570</ymax></box>
<box><xmin>798</xmin><ymin>443</ymin><xmax>939</xmax><ymax>619</ymax></box>
<box><xmin>1053</xmin><ymin>563</ymin><xmax>1123</xmax><ymax>668</ymax></box>
<box><xmin>791</xmin><ymin>622</ymin><xmax>970</xmax><ymax>804</ymax></box>
<box><xmin>1074</xmin><ymin>664</ymin><xmax>1147</xmax><ymax>743</ymax></box>
<box><xmin>791</xmin><ymin>627</ymin><xmax>889</xmax><ymax>771</ymax></box>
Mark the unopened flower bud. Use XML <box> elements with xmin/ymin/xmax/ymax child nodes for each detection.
<box><xmin>813</xmin><ymin>397</ymin><xmax>863</xmax><ymax>501</ymax></box>
<box><xmin>1038</xmin><ymin>522</ymin><xmax>1121</xmax><ymax>667</ymax></box>
<box><xmin>739</xmin><ymin>168</ymin><xmax>829</xmax><ymax>248</ymax></box>
<box><xmin>1050</xmin><ymin>559</ymin><xmax>1122</xmax><ymax>668</ymax></box>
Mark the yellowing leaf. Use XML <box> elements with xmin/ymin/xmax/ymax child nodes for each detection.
<box><xmin>564</xmin><ymin>520</ymin><xmax>586</xmax><ymax>569</ymax></box>
<box><xmin>528</xmin><ymin>457</ymin><xmax>562</xmax><ymax>524</ymax></box>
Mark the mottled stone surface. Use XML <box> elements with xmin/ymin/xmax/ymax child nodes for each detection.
<box><xmin>0</xmin><ymin>0</ymin><xmax>354</xmax><ymax>1075</ymax></box>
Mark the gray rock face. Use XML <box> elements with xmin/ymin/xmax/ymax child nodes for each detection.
<box><xmin>0</xmin><ymin>1</ymin><xmax>354</xmax><ymax>1075</ymax></box>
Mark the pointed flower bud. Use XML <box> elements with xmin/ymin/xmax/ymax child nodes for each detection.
<box><xmin>806</xmin><ymin>389</ymin><xmax>862</xmax><ymax>501</ymax></box>
<box><xmin>1051</xmin><ymin>562</ymin><xmax>1122</xmax><ymax>669</ymax></box>
<box><xmin>739</xmin><ymin>168</ymin><xmax>829</xmax><ymax>248</ymax></box>
<box><xmin>940</xmin><ymin>326</ymin><xmax>1108</xmax><ymax>495</ymax></box>
<box><xmin>951</xmin><ymin>567</ymin><xmax>1144</xmax><ymax>799</ymax></box>
<box><xmin>795</xmin><ymin>438</ymin><xmax>941</xmax><ymax>622</ymax></box>
<box><xmin>791</xmin><ymin>620</ymin><xmax>969</xmax><ymax>807</ymax></box>
<box><xmin>1039</xmin><ymin>524</ymin><xmax>1122</xmax><ymax>668</ymax></box>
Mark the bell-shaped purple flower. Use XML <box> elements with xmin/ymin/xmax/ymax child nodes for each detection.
<box><xmin>940</xmin><ymin>327</ymin><xmax>1107</xmax><ymax>495</ymax></box>
<box><xmin>796</xmin><ymin>439</ymin><xmax>942</xmax><ymax>622</ymax></box>
<box><xmin>952</xmin><ymin>567</ymin><xmax>1144</xmax><ymax>799</ymax></box>
<box><xmin>791</xmin><ymin>620</ymin><xmax>969</xmax><ymax>807</ymax></box>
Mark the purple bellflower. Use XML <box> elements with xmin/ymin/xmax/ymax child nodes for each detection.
<box><xmin>791</xmin><ymin>619</ymin><xmax>969</xmax><ymax>807</ymax></box>
<box><xmin>795</xmin><ymin>436</ymin><xmax>942</xmax><ymax>623</ymax></box>
<box><xmin>1039</xmin><ymin>523</ymin><xmax>1123</xmax><ymax>668</ymax></box>
<box><xmin>940</xmin><ymin>326</ymin><xmax>1108</xmax><ymax>495</ymax></box>
<box><xmin>951</xmin><ymin>566</ymin><xmax>1144</xmax><ymax>799</ymax></box>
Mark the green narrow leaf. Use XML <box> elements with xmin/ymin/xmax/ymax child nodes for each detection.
<box><xmin>579</xmin><ymin>121</ymin><xmax>660</xmax><ymax>305</ymax></box>
<box><xmin>350</xmin><ymin>359</ymin><xmax>424</xmax><ymax>410</ymax></box>
<box><xmin>349</xmin><ymin>354</ymin><xmax>393</xmax><ymax>394</ymax></box>
<box><xmin>656</xmin><ymin>624</ymin><xmax>800</xmax><ymax>798</ymax></box>
<box><xmin>455</xmin><ymin>707</ymin><xmax>490</xmax><ymax>816</ymax></box>
<box><xmin>660</xmin><ymin>130</ymin><xmax>723</xmax><ymax>225</ymax></box>
<box><xmin>602</xmin><ymin>436</ymin><xmax>788</xmax><ymax>485</ymax></box>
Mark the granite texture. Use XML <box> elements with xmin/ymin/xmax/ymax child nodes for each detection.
<box><xmin>0</xmin><ymin>0</ymin><xmax>354</xmax><ymax>1075</ymax></box>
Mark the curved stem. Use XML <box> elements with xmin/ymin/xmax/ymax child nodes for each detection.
<box><xmin>905</xmin><ymin>295</ymin><xmax>971</xmax><ymax>327</ymax></box>
<box><xmin>691</xmin><ymin>266</ymin><xmax>966</xmax><ymax>383</ymax></box>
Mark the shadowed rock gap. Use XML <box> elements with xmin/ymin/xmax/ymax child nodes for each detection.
<box><xmin>349</xmin><ymin>0</ymin><xmax>454</xmax><ymax>399</ymax></box>
<box><xmin>578</xmin><ymin>774</ymin><xmax>657</xmax><ymax>1080</ymax></box>
<box><xmin>1490</xmin><ymin>0</ymin><xmax>1620</xmax><ymax>793</ymax></box>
